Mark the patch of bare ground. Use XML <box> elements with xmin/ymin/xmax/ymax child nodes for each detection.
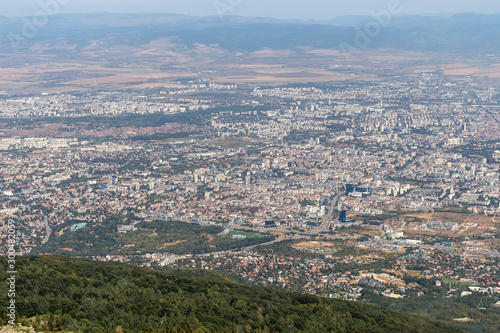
<box><xmin>293</xmin><ymin>241</ymin><xmax>336</xmax><ymax>249</ymax></box>
<box><xmin>157</xmin><ymin>240</ymin><xmax>185</xmax><ymax>250</ymax></box>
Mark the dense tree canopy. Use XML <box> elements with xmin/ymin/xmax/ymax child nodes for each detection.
<box><xmin>0</xmin><ymin>256</ymin><xmax>462</xmax><ymax>333</ymax></box>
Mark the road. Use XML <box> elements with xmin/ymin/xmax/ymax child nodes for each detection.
<box><xmin>42</xmin><ymin>216</ymin><xmax>51</xmax><ymax>245</ymax></box>
<box><xmin>243</xmin><ymin>235</ymin><xmax>304</xmax><ymax>250</ymax></box>
<box><xmin>402</xmin><ymin>155</ymin><xmax>424</xmax><ymax>174</ymax></box>
<box><xmin>154</xmin><ymin>213</ymin><xmax>500</xmax><ymax>258</ymax></box>
<box><xmin>313</xmin><ymin>192</ymin><xmax>342</xmax><ymax>234</ymax></box>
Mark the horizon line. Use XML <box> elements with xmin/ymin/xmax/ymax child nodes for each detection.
<box><xmin>1</xmin><ymin>11</ymin><xmax>500</xmax><ymax>21</ymax></box>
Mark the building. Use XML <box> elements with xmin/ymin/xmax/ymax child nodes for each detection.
<box><xmin>349</xmin><ymin>185</ymin><xmax>372</xmax><ymax>198</ymax></box>
<box><xmin>345</xmin><ymin>184</ymin><xmax>355</xmax><ymax>195</ymax></box>
<box><xmin>264</xmin><ymin>220</ymin><xmax>276</xmax><ymax>228</ymax></box>
<box><xmin>306</xmin><ymin>221</ymin><xmax>319</xmax><ymax>228</ymax></box>
<box><xmin>70</xmin><ymin>223</ymin><xmax>87</xmax><ymax>231</ymax></box>
<box><xmin>387</xmin><ymin>232</ymin><xmax>404</xmax><ymax>240</ymax></box>
<box><xmin>118</xmin><ymin>225</ymin><xmax>137</xmax><ymax>233</ymax></box>
<box><xmin>339</xmin><ymin>210</ymin><xmax>347</xmax><ymax>223</ymax></box>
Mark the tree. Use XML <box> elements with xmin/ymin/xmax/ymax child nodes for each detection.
<box><xmin>53</xmin><ymin>315</ymin><xmax>63</xmax><ymax>332</ymax></box>
<box><xmin>2</xmin><ymin>312</ymin><xmax>9</xmax><ymax>326</ymax></box>
<box><xmin>140</xmin><ymin>325</ymin><xmax>154</xmax><ymax>333</ymax></box>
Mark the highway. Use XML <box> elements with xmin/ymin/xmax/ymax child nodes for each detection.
<box><xmin>153</xmin><ymin>210</ymin><xmax>500</xmax><ymax>258</ymax></box>
<box><xmin>313</xmin><ymin>192</ymin><xmax>342</xmax><ymax>234</ymax></box>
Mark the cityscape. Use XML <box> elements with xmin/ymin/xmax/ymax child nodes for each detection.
<box><xmin>0</xmin><ymin>5</ymin><xmax>500</xmax><ymax>333</ymax></box>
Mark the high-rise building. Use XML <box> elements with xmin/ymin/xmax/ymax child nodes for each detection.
<box><xmin>345</xmin><ymin>184</ymin><xmax>355</xmax><ymax>195</ymax></box>
<box><xmin>339</xmin><ymin>210</ymin><xmax>347</xmax><ymax>223</ymax></box>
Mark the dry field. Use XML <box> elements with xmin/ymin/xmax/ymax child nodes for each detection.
<box><xmin>2</xmin><ymin>124</ymin><xmax>68</xmax><ymax>137</ymax></box>
<box><xmin>157</xmin><ymin>240</ymin><xmax>185</xmax><ymax>250</ymax></box>
<box><xmin>355</xmin><ymin>226</ymin><xmax>384</xmax><ymax>238</ymax></box>
<box><xmin>1</xmin><ymin>45</ymin><xmax>500</xmax><ymax>91</ymax></box>
<box><xmin>208</xmin><ymin>138</ymin><xmax>253</xmax><ymax>148</ymax></box>
<box><xmin>293</xmin><ymin>241</ymin><xmax>337</xmax><ymax>249</ymax></box>
<box><xmin>404</xmin><ymin>212</ymin><xmax>499</xmax><ymax>226</ymax></box>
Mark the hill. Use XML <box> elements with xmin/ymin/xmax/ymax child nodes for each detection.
<box><xmin>0</xmin><ymin>256</ymin><xmax>462</xmax><ymax>333</ymax></box>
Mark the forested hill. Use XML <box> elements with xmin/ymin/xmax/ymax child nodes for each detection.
<box><xmin>0</xmin><ymin>256</ymin><xmax>462</xmax><ymax>333</ymax></box>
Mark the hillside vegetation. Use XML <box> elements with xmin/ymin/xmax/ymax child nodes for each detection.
<box><xmin>35</xmin><ymin>220</ymin><xmax>274</xmax><ymax>256</ymax></box>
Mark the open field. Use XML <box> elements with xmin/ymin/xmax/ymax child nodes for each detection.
<box><xmin>293</xmin><ymin>241</ymin><xmax>337</xmax><ymax>249</ymax></box>
<box><xmin>208</xmin><ymin>137</ymin><xmax>254</xmax><ymax>148</ymax></box>
<box><xmin>403</xmin><ymin>212</ymin><xmax>499</xmax><ymax>225</ymax></box>
<box><xmin>2</xmin><ymin>45</ymin><xmax>499</xmax><ymax>92</ymax></box>
<box><xmin>227</xmin><ymin>231</ymin><xmax>267</xmax><ymax>239</ymax></box>
<box><xmin>1</xmin><ymin>124</ymin><xmax>68</xmax><ymax>137</ymax></box>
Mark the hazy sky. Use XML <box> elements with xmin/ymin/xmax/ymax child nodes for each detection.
<box><xmin>2</xmin><ymin>0</ymin><xmax>500</xmax><ymax>19</ymax></box>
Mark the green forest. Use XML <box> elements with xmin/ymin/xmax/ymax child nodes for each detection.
<box><xmin>35</xmin><ymin>220</ymin><xmax>274</xmax><ymax>256</ymax></box>
<box><xmin>0</xmin><ymin>256</ymin><xmax>462</xmax><ymax>333</ymax></box>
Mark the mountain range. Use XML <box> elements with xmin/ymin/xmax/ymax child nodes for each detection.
<box><xmin>1</xmin><ymin>12</ymin><xmax>500</xmax><ymax>54</ymax></box>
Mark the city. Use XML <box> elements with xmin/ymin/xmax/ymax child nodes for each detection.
<box><xmin>1</xmin><ymin>6</ymin><xmax>500</xmax><ymax>333</ymax></box>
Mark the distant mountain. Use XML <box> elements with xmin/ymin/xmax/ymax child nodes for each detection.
<box><xmin>0</xmin><ymin>256</ymin><xmax>462</xmax><ymax>333</ymax></box>
<box><xmin>1</xmin><ymin>12</ymin><xmax>500</xmax><ymax>54</ymax></box>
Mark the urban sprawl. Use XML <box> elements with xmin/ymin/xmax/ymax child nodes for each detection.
<box><xmin>1</xmin><ymin>73</ymin><xmax>500</xmax><ymax>306</ymax></box>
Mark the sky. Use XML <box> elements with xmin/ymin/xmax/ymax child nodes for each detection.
<box><xmin>1</xmin><ymin>0</ymin><xmax>500</xmax><ymax>19</ymax></box>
